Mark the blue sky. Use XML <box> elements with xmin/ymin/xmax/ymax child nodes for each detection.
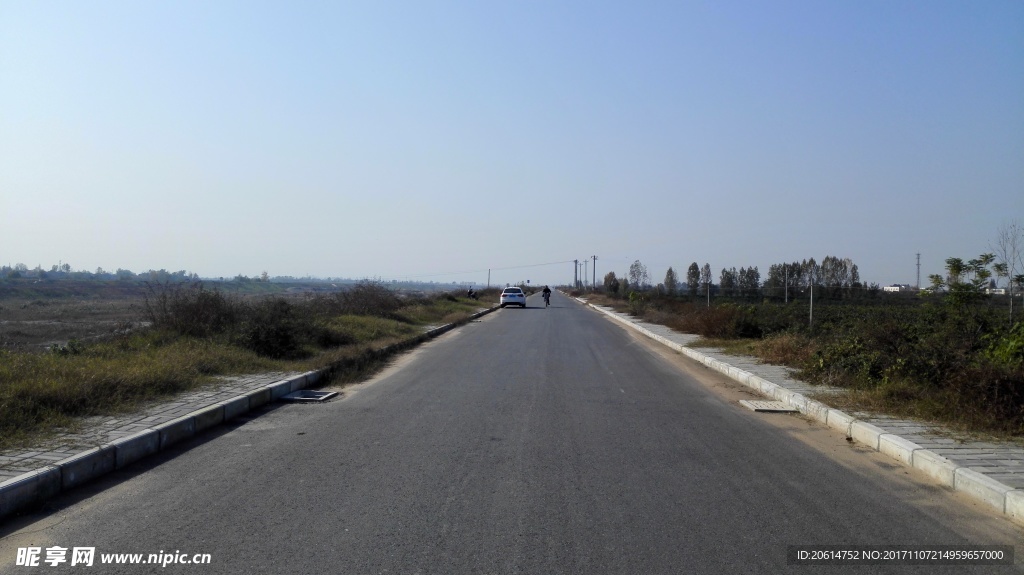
<box><xmin>2</xmin><ymin>1</ymin><xmax>1021</xmax><ymax>288</ymax></box>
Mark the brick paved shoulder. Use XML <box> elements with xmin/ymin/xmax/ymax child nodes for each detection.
<box><xmin>0</xmin><ymin>372</ymin><xmax>301</xmax><ymax>482</ymax></box>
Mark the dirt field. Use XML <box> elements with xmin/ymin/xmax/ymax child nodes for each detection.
<box><xmin>0</xmin><ymin>279</ymin><xmax>368</xmax><ymax>352</ymax></box>
<box><xmin>0</xmin><ymin>282</ymin><xmax>149</xmax><ymax>351</ymax></box>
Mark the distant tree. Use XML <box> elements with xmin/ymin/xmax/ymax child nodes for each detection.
<box><xmin>148</xmin><ymin>269</ymin><xmax>172</xmax><ymax>283</ymax></box>
<box><xmin>699</xmin><ymin>263</ymin><xmax>712</xmax><ymax>304</ymax></box>
<box><xmin>763</xmin><ymin>264</ymin><xmax>782</xmax><ymax>299</ymax></box>
<box><xmin>687</xmin><ymin>262</ymin><xmax>700</xmax><ymax>297</ymax></box>
<box><xmin>628</xmin><ymin>260</ymin><xmax>650</xmax><ymax>291</ymax></box>
<box><xmin>801</xmin><ymin>258</ymin><xmax>819</xmax><ymax>289</ymax></box>
<box><xmin>116</xmin><ymin>268</ymin><xmax>135</xmax><ymax>281</ymax></box>
<box><xmin>926</xmin><ymin>253</ymin><xmax>998</xmax><ymax>306</ymax></box>
<box><xmin>60</xmin><ymin>263</ymin><xmax>71</xmax><ymax>273</ymax></box>
<box><xmin>603</xmin><ymin>271</ymin><xmax>620</xmax><ymax>295</ymax></box>
<box><xmin>260</xmin><ymin>271</ymin><xmax>270</xmax><ymax>283</ymax></box>
<box><xmin>720</xmin><ymin>267</ymin><xmax>737</xmax><ymax>297</ymax></box>
<box><xmin>945</xmin><ymin>257</ymin><xmax>966</xmax><ymax>287</ymax></box>
<box><xmin>751</xmin><ymin>267</ymin><xmax>761</xmax><ymax>297</ymax></box>
<box><xmin>663</xmin><ymin>267</ymin><xmax>678</xmax><ymax>296</ymax></box>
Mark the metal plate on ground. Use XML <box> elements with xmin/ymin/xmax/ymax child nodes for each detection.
<box><xmin>281</xmin><ymin>390</ymin><xmax>338</xmax><ymax>403</ymax></box>
<box><xmin>739</xmin><ymin>400</ymin><xmax>798</xmax><ymax>413</ymax></box>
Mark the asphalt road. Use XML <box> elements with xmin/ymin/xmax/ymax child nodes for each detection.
<box><xmin>1</xmin><ymin>291</ymin><xmax>1021</xmax><ymax>574</ymax></box>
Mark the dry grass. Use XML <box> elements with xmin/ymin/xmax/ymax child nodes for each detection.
<box><xmin>752</xmin><ymin>332</ymin><xmax>817</xmax><ymax>366</ymax></box>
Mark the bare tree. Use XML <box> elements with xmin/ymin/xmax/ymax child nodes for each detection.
<box><xmin>628</xmin><ymin>260</ymin><xmax>650</xmax><ymax>291</ymax></box>
<box><xmin>700</xmin><ymin>262</ymin><xmax>712</xmax><ymax>306</ymax></box>
<box><xmin>992</xmin><ymin>221</ymin><xmax>1024</xmax><ymax>322</ymax></box>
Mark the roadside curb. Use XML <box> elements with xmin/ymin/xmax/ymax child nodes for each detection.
<box><xmin>578</xmin><ymin>298</ymin><xmax>1024</xmax><ymax>528</ymax></box>
<box><xmin>0</xmin><ymin>305</ymin><xmax>499</xmax><ymax>522</ymax></box>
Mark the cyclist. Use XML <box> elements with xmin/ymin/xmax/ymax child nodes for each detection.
<box><xmin>542</xmin><ymin>285</ymin><xmax>552</xmax><ymax>307</ymax></box>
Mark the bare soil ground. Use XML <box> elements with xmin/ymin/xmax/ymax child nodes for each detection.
<box><xmin>0</xmin><ymin>286</ymin><xmax>148</xmax><ymax>352</ymax></box>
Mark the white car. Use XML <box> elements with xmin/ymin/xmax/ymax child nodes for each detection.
<box><xmin>500</xmin><ymin>287</ymin><xmax>527</xmax><ymax>308</ymax></box>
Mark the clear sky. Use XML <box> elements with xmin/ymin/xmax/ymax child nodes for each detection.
<box><xmin>2</xmin><ymin>1</ymin><xmax>1022</xmax><ymax>288</ymax></box>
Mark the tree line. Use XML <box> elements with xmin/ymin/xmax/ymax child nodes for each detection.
<box><xmin>602</xmin><ymin>256</ymin><xmax>870</xmax><ymax>301</ymax></box>
<box><xmin>1</xmin><ymin>263</ymin><xmax>200</xmax><ymax>283</ymax></box>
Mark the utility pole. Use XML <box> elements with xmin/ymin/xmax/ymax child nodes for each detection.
<box><xmin>809</xmin><ymin>268</ymin><xmax>814</xmax><ymax>329</ymax></box>
<box><xmin>583</xmin><ymin>259</ymin><xmax>588</xmax><ymax>291</ymax></box>
<box><xmin>487</xmin><ymin>269</ymin><xmax>491</xmax><ymax>289</ymax></box>
<box><xmin>916</xmin><ymin>253</ymin><xmax>921</xmax><ymax>291</ymax></box>
<box><xmin>592</xmin><ymin>255</ymin><xmax>597</xmax><ymax>290</ymax></box>
<box><xmin>784</xmin><ymin>264</ymin><xmax>789</xmax><ymax>303</ymax></box>
<box><xmin>574</xmin><ymin>260</ymin><xmax>578</xmax><ymax>289</ymax></box>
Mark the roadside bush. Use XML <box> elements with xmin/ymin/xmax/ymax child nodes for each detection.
<box><xmin>628</xmin><ymin>291</ymin><xmax>647</xmax><ymax>315</ymax></box>
<box><xmin>143</xmin><ymin>280</ymin><xmax>411</xmax><ymax>359</ymax></box>
<box><xmin>755</xmin><ymin>332</ymin><xmax>816</xmax><ymax>366</ymax></box>
<box><xmin>945</xmin><ymin>363</ymin><xmax>1024</xmax><ymax>434</ymax></box>
<box><xmin>985</xmin><ymin>321</ymin><xmax>1024</xmax><ymax>368</ymax></box>
<box><xmin>660</xmin><ymin>303</ymin><xmax>752</xmax><ymax>339</ymax></box>
<box><xmin>234</xmin><ymin>298</ymin><xmax>302</xmax><ymax>359</ymax></box>
<box><xmin>144</xmin><ymin>281</ymin><xmax>238</xmax><ymax>337</ymax></box>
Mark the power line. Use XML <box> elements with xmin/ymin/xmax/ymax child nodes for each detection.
<box><xmin>490</xmin><ymin>259</ymin><xmax>575</xmax><ymax>272</ymax></box>
<box><xmin>395</xmin><ymin>260</ymin><xmax>576</xmax><ymax>280</ymax></box>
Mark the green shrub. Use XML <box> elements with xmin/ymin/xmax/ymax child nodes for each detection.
<box><xmin>986</xmin><ymin>321</ymin><xmax>1024</xmax><ymax>367</ymax></box>
<box><xmin>235</xmin><ymin>298</ymin><xmax>302</xmax><ymax>359</ymax></box>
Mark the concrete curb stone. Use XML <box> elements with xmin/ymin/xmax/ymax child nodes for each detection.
<box><xmin>850</xmin><ymin>421</ymin><xmax>887</xmax><ymax>450</ymax></box>
<box><xmin>1005</xmin><ymin>490</ymin><xmax>1024</xmax><ymax>523</ymax></box>
<box><xmin>156</xmin><ymin>416</ymin><xmax>197</xmax><ymax>450</ymax></box>
<box><xmin>221</xmin><ymin>396</ymin><xmax>250</xmax><ymax>421</ymax></box>
<box><xmin>878</xmin><ymin>434</ymin><xmax>921</xmax><ymax>466</ymax></box>
<box><xmin>59</xmin><ymin>447</ymin><xmax>116</xmax><ymax>489</ymax></box>
<box><xmin>110</xmin><ymin>430</ymin><xmax>160</xmax><ymax>469</ymax></box>
<box><xmin>912</xmin><ymin>449</ymin><xmax>959</xmax><ymax>486</ymax></box>
<box><xmin>0</xmin><ymin>468</ymin><xmax>61</xmax><ymax>519</ymax></box>
<box><xmin>245</xmin><ymin>387</ymin><xmax>273</xmax><ymax>410</ymax></box>
<box><xmin>193</xmin><ymin>404</ymin><xmax>226</xmax><ymax>433</ymax></box>
<box><xmin>825</xmin><ymin>409</ymin><xmax>856</xmax><ymax>436</ymax></box>
<box><xmin>954</xmin><ymin>468</ymin><xmax>1014</xmax><ymax>512</ymax></box>
<box><xmin>268</xmin><ymin>380</ymin><xmax>293</xmax><ymax>401</ymax></box>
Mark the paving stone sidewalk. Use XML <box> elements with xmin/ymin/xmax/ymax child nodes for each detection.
<box><xmin>595</xmin><ymin>304</ymin><xmax>1024</xmax><ymax>490</ymax></box>
<box><xmin>0</xmin><ymin>372</ymin><xmax>301</xmax><ymax>483</ymax></box>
